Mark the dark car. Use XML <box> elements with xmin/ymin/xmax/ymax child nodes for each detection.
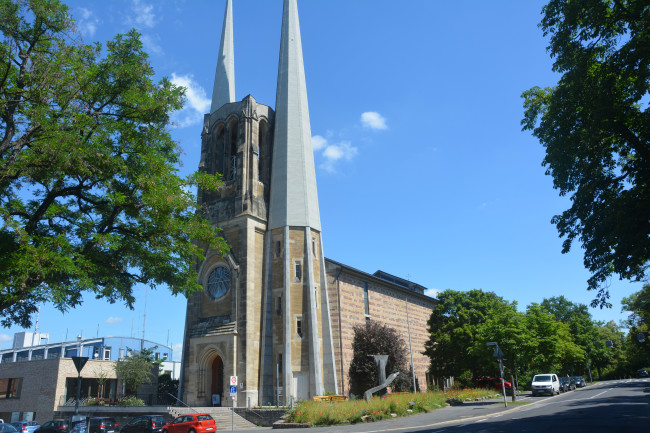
<box><xmin>0</xmin><ymin>424</ymin><xmax>18</xmax><ymax>433</ymax></box>
<box><xmin>35</xmin><ymin>421</ymin><xmax>69</xmax><ymax>433</ymax></box>
<box><xmin>573</xmin><ymin>376</ymin><xmax>587</xmax><ymax>387</ymax></box>
<box><xmin>559</xmin><ymin>376</ymin><xmax>576</xmax><ymax>392</ymax></box>
<box><xmin>11</xmin><ymin>422</ymin><xmax>40</xmax><ymax>433</ymax></box>
<box><xmin>88</xmin><ymin>419</ymin><xmax>118</xmax><ymax>433</ymax></box>
<box><xmin>120</xmin><ymin>416</ymin><xmax>166</xmax><ymax>433</ymax></box>
<box><xmin>637</xmin><ymin>369</ymin><xmax>648</xmax><ymax>377</ymax></box>
<box><xmin>161</xmin><ymin>415</ymin><xmax>215</xmax><ymax>433</ymax></box>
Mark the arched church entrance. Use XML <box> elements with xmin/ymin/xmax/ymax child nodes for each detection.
<box><xmin>211</xmin><ymin>356</ymin><xmax>224</xmax><ymax>406</ymax></box>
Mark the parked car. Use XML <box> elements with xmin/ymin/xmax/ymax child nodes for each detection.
<box><xmin>34</xmin><ymin>421</ymin><xmax>69</xmax><ymax>433</ymax></box>
<box><xmin>531</xmin><ymin>373</ymin><xmax>560</xmax><ymax>396</ymax></box>
<box><xmin>470</xmin><ymin>377</ymin><xmax>512</xmax><ymax>390</ymax></box>
<box><xmin>637</xmin><ymin>368</ymin><xmax>648</xmax><ymax>377</ymax></box>
<box><xmin>10</xmin><ymin>422</ymin><xmax>40</xmax><ymax>433</ymax></box>
<box><xmin>573</xmin><ymin>376</ymin><xmax>587</xmax><ymax>387</ymax></box>
<box><xmin>559</xmin><ymin>376</ymin><xmax>576</xmax><ymax>392</ymax></box>
<box><xmin>0</xmin><ymin>424</ymin><xmax>18</xmax><ymax>433</ymax></box>
<box><xmin>88</xmin><ymin>419</ymin><xmax>118</xmax><ymax>433</ymax></box>
<box><xmin>120</xmin><ymin>416</ymin><xmax>166</xmax><ymax>433</ymax></box>
<box><xmin>161</xmin><ymin>415</ymin><xmax>216</xmax><ymax>433</ymax></box>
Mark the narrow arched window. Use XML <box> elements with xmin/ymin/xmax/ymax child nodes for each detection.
<box><xmin>258</xmin><ymin>120</ymin><xmax>267</xmax><ymax>182</ymax></box>
<box><xmin>228</xmin><ymin>119</ymin><xmax>238</xmax><ymax>182</ymax></box>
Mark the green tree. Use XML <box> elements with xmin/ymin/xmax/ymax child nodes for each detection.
<box><xmin>348</xmin><ymin>321</ymin><xmax>409</xmax><ymax>397</ymax></box>
<box><xmin>522</xmin><ymin>303</ymin><xmax>580</xmax><ymax>374</ymax></box>
<box><xmin>0</xmin><ymin>0</ymin><xmax>226</xmax><ymax>328</ymax></box>
<box><xmin>521</xmin><ymin>0</ymin><xmax>650</xmax><ymax>308</ymax></box>
<box><xmin>424</xmin><ymin>289</ymin><xmax>519</xmax><ymax>380</ymax></box>
<box><xmin>541</xmin><ymin>296</ymin><xmax>597</xmax><ymax>373</ymax></box>
<box><xmin>157</xmin><ymin>372</ymin><xmax>178</xmax><ymax>401</ymax></box>
<box><xmin>114</xmin><ymin>347</ymin><xmax>160</xmax><ymax>395</ymax></box>
<box><xmin>621</xmin><ymin>285</ymin><xmax>650</xmax><ymax>369</ymax></box>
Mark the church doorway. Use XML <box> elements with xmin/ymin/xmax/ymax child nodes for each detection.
<box><xmin>211</xmin><ymin>356</ymin><xmax>224</xmax><ymax>406</ymax></box>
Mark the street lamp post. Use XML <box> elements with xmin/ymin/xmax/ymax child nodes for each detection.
<box><xmin>487</xmin><ymin>342</ymin><xmax>507</xmax><ymax>408</ymax></box>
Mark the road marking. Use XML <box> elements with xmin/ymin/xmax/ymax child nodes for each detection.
<box><xmin>474</xmin><ymin>418</ymin><xmax>488</xmax><ymax>423</ymax></box>
<box><xmin>589</xmin><ymin>390</ymin><xmax>608</xmax><ymax>399</ymax></box>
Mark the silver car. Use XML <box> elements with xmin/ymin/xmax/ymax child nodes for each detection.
<box><xmin>11</xmin><ymin>423</ymin><xmax>40</xmax><ymax>433</ymax></box>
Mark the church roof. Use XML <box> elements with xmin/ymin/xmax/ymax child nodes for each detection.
<box><xmin>268</xmin><ymin>0</ymin><xmax>321</xmax><ymax>230</ymax></box>
<box><xmin>210</xmin><ymin>0</ymin><xmax>235</xmax><ymax>113</ymax></box>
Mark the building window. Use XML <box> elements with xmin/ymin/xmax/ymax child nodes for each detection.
<box><xmin>363</xmin><ymin>282</ymin><xmax>369</xmax><ymax>316</ymax></box>
<box><xmin>276</xmin><ymin>296</ymin><xmax>282</xmax><ymax>316</ymax></box>
<box><xmin>296</xmin><ymin>316</ymin><xmax>303</xmax><ymax>338</ymax></box>
<box><xmin>0</xmin><ymin>378</ymin><xmax>22</xmax><ymax>399</ymax></box>
<box><xmin>119</xmin><ymin>348</ymin><xmax>125</xmax><ymax>360</ymax></box>
<box><xmin>295</xmin><ymin>262</ymin><xmax>302</xmax><ymax>282</ymax></box>
<box><xmin>275</xmin><ymin>241</ymin><xmax>282</xmax><ymax>258</ymax></box>
<box><xmin>104</xmin><ymin>347</ymin><xmax>111</xmax><ymax>360</ymax></box>
<box><xmin>126</xmin><ymin>349</ymin><xmax>133</xmax><ymax>358</ymax></box>
<box><xmin>312</xmin><ymin>237</ymin><xmax>317</xmax><ymax>256</ymax></box>
<box><xmin>278</xmin><ymin>353</ymin><xmax>282</xmax><ymax>374</ymax></box>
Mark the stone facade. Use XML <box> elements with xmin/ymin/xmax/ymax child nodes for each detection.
<box><xmin>325</xmin><ymin>260</ymin><xmax>435</xmax><ymax>395</ymax></box>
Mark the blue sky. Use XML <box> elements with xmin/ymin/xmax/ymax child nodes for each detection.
<box><xmin>1</xmin><ymin>0</ymin><xmax>642</xmax><ymax>359</ymax></box>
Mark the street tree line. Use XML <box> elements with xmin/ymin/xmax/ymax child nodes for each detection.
<box><xmin>423</xmin><ymin>286</ymin><xmax>650</xmax><ymax>389</ymax></box>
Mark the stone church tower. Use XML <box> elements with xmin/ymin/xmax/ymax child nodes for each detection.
<box><xmin>179</xmin><ymin>0</ymin><xmax>338</xmax><ymax>407</ymax></box>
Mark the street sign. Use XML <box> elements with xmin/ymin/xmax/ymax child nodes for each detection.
<box><xmin>229</xmin><ymin>386</ymin><xmax>237</xmax><ymax>396</ymax></box>
<box><xmin>71</xmin><ymin>356</ymin><xmax>89</xmax><ymax>373</ymax></box>
<box><xmin>230</xmin><ymin>376</ymin><xmax>238</xmax><ymax>386</ymax></box>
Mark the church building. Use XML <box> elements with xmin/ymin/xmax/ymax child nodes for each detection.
<box><xmin>179</xmin><ymin>0</ymin><xmax>436</xmax><ymax>407</ymax></box>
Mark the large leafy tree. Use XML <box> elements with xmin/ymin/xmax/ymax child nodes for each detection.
<box><xmin>424</xmin><ymin>289</ymin><xmax>519</xmax><ymax>379</ymax></box>
<box><xmin>0</xmin><ymin>0</ymin><xmax>226</xmax><ymax>328</ymax></box>
<box><xmin>521</xmin><ymin>0</ymin><xmax>650</xmax><ymax>308</ymax></box>
<box><xmin>621</xmin><ymin>284</ymin><xmax>650</xmax><ymax>367</ymax></box>
<box><xmin>114</xmin><ymin>347</ymin><xmax>160</xmax><ymax>395</ymax></box>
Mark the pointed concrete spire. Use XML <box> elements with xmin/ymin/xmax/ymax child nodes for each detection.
<box><xmin>269</xmin><ymin>0</ymin><xmax>321</xmax><ymax>231</ymax></box>
<box><xmin>210</xmin><ymin>0</ymin><xmax>235</xmax><ymax>113</ymax></box>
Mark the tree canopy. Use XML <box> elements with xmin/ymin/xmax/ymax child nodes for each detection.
<box><xmin>521</xmin><ymin>0</ymin><xmax>650</xmax><ymax>308</ymax></box>
<box><xmin>0</xmin><ymin>0</ymin><xmax>226</xmax><ymax>328</ymax></box>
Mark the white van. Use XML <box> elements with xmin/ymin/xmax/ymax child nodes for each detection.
<box><xmin>531</xmin><ymin>373</ymin><xmax>560</xmax><ymax>396</ymax></box>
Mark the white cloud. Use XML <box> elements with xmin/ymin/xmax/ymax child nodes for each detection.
<box><xmin>312</xmin><ymin>135</ymin><xmax>327</xmax><ymax>151</ymax></box>
<box><xmin>172</xmin><ymin>343</ymin><xmax>183</xmax><ymax>361</ymax></box>
<box><xmin>105</xmin><ymin>317</ymin><xmax>123</xmax><ymax>324</ymax></box>
<box><xmin>140</xmin><ymin>34</ymin><xmax>163</xmax><ymax>55</ymax></box>
<box><xmin>312</xmin><ymin>135</ymin><xmax>358</xmax><ymax>173</ymax></box>
<box><xmin>361</xmin><ymin>111</ymin><xmax>388</xmax><ymax>130</ymax></box>
<box><xmin>170</xmin><ymin>73</ymin><xmax>211</xmax><ymax>127</ymax></box>
<box><xmin>0</xmin><ymin>333</ymin><xmax>12</xmax><ymax>346</ymax></box>
<box><xmin>131</xmin><ymin>0</ymin><xmax>156</xmax><ymax>28</ymax></box>
<box><xmin>76</xmin><ymin>8</ymin><xmax>99</xmax><ymax>37</ymax></box>
<box><xmin>424</xmin><ymin>288</ymin><xmax>440</xmax><ymax>298</ymax></box>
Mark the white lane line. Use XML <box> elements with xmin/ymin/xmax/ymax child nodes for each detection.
<box><xmin>588</xmin><ymin>390</ymin><xmax>609</xmax><ymax>399</ymax></box>
<box><xmin>474</xmin><ymin>418</ymin><xmax>488</xmax><ymax>423</ymax></box>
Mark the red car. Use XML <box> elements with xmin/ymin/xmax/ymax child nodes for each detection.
<box><xmin>162</xmin><ymin>415</ymin><xmax>215</xmax><ymax>433</ymax></box>
<box><xmin>470</xmin><ymin>377</ymin><xmax>512</xmax><ymax>390</ymax></box>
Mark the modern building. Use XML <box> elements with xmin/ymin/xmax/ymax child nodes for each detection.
<box><xmin>0</xmin><ymin>332</ymin><xmax>175</xmax><ymax>422</ymax></box>
<box><xmin>180</xmin><ymin>0</ymin><xmax>437</xmax><ymax>408</ymax></box>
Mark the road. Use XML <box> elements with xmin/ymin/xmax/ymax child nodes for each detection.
<box><xmin>239</xmin><ymin>378</ymin><xmax>649</xmax><ymax>433</ymax></box>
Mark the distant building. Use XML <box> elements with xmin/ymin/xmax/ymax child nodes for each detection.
<box><xmin>0</xmin><ymin>333</ymin><xmax>175</xmax><ymax>422</ymax></box>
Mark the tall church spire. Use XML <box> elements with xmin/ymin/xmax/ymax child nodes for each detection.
<box><xmin>268</xmin><ymin>0</ymin><xmax>320</xmax><ymax>231</ymax></box>
<box><xmin>210</xmin><ymin>0</ymin><xmax>235</xmax><ymax>113</ymax></box>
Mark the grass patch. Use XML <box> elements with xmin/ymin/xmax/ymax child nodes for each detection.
<box><xmin>285</xmin><ymin>388</ymin><xmax>496</xmax><ymax>426</ymax></box>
